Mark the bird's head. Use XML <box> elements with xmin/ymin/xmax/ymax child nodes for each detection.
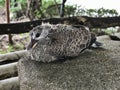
<box><xmin>27</xmin><ymin>24</ymin><xmax>56</xmax><ymax>50</ymax></box>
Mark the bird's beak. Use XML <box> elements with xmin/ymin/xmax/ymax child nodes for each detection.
<box><xmin>27</xmin><ymin>39</ymin><xmax>38</xmax><ymax>50</ymax></box>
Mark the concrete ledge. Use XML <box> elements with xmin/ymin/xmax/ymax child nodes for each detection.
<box><xmin>18</xmin><ymin>34</ymin><xmax>120</xmax><ymax>90</ymax></box>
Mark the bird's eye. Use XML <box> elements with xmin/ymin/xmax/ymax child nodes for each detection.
<box><xmin>36</xmin><ymin>33</ymin><xmax>40</xmax><ymax>38</ymax></box>
<box><xmin>30</xmin><ymin>32</ymin><xmax>33</xmax><ymax>36</ymax></box>
<box><xmin>49</xmin><ymin>28</ymin><xmax>54</xmax><ymax>33</ymax></box>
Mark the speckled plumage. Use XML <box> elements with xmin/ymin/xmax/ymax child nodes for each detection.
<box><xmin>27</xmin><ymin>24</ymin><xmax>94</xmax><ymax>62</ymax></box>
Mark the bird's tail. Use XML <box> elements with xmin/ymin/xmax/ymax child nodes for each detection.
<box><xmin>109</xmin><ymin>35</ymin><xmax>120</xmax><ymax>41</ymax></box>
<box><xmin>89</xmin><ymin>33</ymin><xmax>96</xmax><ymax>47</ymax></box>
<box><xmin>89</xmin><ymin>33</ymin><xmax>103</xmax><ymax>48</ymax></box>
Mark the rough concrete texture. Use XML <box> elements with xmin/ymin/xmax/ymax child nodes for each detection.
<box><xmin>18</xmin><ymin>33</ymin><xmax>120</xmax><ymax>90</ymax></box>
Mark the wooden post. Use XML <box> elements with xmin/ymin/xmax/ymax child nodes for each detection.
<box><xmin>0</xmin><ymin>77</ymin><xmax>19</xmax><ymax>90</ymax></box>
<box><xmin>60</xmin><ymin>0</ymin><xmax>66</xmax><ymax>17</ymax></box>
<box><xmin>5</xmin><ymin>0</ymin><xmax>13</xmax><ymax>45</ymax></box>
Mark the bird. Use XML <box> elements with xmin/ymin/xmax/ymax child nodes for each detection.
<box><xmin>27</xmin><ymin>24</ymin><xmax>100</xmax><ymax>62</ymax></box>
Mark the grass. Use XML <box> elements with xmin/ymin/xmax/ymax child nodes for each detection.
<box><xmin>0</xmin><ymin>33</ymin><xmax>29</xmax><ymax>54</ymax></box>
<box><xmin>0</xmin><ymin>44</ymin><xmax>25</xmax><ymax>54</ymax></box>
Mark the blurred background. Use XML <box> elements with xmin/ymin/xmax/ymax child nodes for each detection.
<box><xmin>0</xmin><ymin>0</ymin><xmax>120</xmax><ymax>54</ymax></box>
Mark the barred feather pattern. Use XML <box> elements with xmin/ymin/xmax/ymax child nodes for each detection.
<box><xmin>28</xmin><ymin>24</ymin><xmax>92</xmax><ymax>62</ymax></box>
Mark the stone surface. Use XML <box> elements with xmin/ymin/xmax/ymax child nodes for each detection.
<box><xmin>18</xmin><ymin>34</ymin><xmax>120</xmax><ymax>90</ymax></box>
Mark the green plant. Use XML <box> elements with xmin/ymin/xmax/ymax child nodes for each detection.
<box><xmin>10</xmin><ymin>0</ymin><xmax>27</xmax><ymax>18</ymax></box>
<box><xmin>64</xmin><ymin>5</ymin><xmax>77</xmax><ymax>16</ymax></box>
<box><xmin>10</xmin><ymin>0</ymin><xmax>27</xmax><ymax>12</ymax></box>
<box><xmin>39</xmin><ymin>0</ymin><xmax>77</xmax><ymax>18</ymax></box>
<box><xmin>0</xmin><ymin>0</ymin><xmax>5</xmax><ymax>7</ymax></box>
<box><xmin>0</xmin><ymin>43</ymin><xmax>25</xmax><ymax>54</ymax></box>
<box><xmin>39</xmin><ymin>0</ymin><xmax>61</xmax><ymax>18</ymax></box>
